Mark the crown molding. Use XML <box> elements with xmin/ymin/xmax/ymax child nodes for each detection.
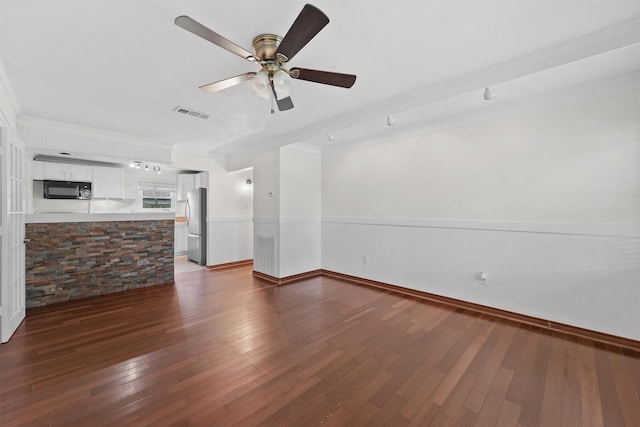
<box><xmin>18</xmin><ymin>115</ymin><xmax>170</xmax><ymax>150</ymax></box>
<box><xmin>19</xmin><ymin>115</ymin><xmax>173</xmax><ymax>164</ymax></box>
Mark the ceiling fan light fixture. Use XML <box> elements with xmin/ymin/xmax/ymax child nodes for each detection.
<box><xmin>252</xmin><ymin>70</ymin><xmax>270</xmax><ymax>99</ymax></box>
<box><xmin>272</xmin><ymin>70</ymin><xmax>291</xmax><ymax>100</ymax></box>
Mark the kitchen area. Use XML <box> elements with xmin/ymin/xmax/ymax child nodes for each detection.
<box><xmin>25</xmin><ymin>156</ymin><xmax>211</xmax><ymax>309</ymax></box>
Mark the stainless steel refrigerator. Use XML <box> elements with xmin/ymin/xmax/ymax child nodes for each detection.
<box><xmin>186</xmin><ymin>188</ymin><xmax>207</xmax><ymax>265</ymax></box>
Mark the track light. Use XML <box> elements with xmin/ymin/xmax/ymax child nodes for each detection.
<box><xmin>483</xmin><ymin>87</ymin><xmax>496</xmax><ymax>100</ymax></box>
<box><xmin>387</xmin><ymin>115</ymin><xmax>396</xmax><ymax>126</ymax></box>
<box><xmin>327</xmin><ymin>132</ymin><xmax>335</xmax><ymax>142</ymax></box>
<box><xmin>246</xmin><ymin>178</ymin><xmax>252</xmax><ymax>185</ymax></box>
<box><xmin>132</xmin><ymin>161</ymin><xmax>162</xmax><ymax>173</ymax></box>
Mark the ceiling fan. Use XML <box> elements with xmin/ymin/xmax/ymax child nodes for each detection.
<box><xmin>175</xmin><ymin>4</ymin><xmax>356</xmax><ymax>112</ymax></box>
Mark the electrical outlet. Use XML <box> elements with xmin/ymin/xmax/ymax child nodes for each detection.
<box><xmin>362</xmin><ymin>255</ymin><xmax>369</xmax><ymax>264</ymax></box>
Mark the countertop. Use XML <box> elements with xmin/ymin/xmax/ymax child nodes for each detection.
<box><xmin>26</xmin><ymin>212</ymin><xmax>176</xmax><ymax>223</ymax></box>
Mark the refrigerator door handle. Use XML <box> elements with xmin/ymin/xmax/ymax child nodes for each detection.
<box><xmin>186</xmin><ymin>199</ymin><xmax>191</xmax><ymax>226</ymax></box>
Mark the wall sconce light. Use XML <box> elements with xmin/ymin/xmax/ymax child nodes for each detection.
<box><xmin>386</xmin><ymin>115</ymin><xmax>396</xmax><ymax>126</ymax></box>
<box><xmin>483</xmin><ymin>87</ymin><xmax>496</xmax><ymax>100</ymax></box>
<box><xmin>246</xmin><ymin>178</ymin><xmax>253</xmax><ymax>185</ymax></box>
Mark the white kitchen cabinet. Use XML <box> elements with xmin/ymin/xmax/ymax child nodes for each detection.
<box><xmin>34</xmin><ymin>162</ymin><xmax>92</xmax><ymax>181</ymax></box>
<box><xmin>32</xmin><ymin>161</ymin><xmax>45</xmax><ymax>180</ymax></box>
<box><xmin>68</xmin><ymin>164</ymin><xmax>92</xmax><ymax>181</ymax></box>
<box><xmin>194</xmin><ymin>171</ymin><xmax>208</xmax><ymax>190</ymax></box>
<box><xmin>92</xmin><ymin>166</ymin><xmax>124</xmax><ymax>199</ymax></box>
<box><xmin>42</xmin><ymin>162</ymin><xmax>69</xmax><ymax>180</ymax></box>
<box><xmin>175</xmin><ymin>221</ymin><xmax>188</xmax><ymax>254</ymax></box>
<box><xmin>177</xmin><ymin>172</ymin><xmax>208</xmax><ymax>201</ymax></box>
<box><xmin>177</xmin><ymin>174</ymin><xmax>195</xmax><ymax>201</ymax></box>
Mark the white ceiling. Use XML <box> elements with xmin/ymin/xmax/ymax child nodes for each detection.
<box><xmin>1</xmin><ymin>1</ymin><xmax>639</xmax><ymax>167</ymax></box>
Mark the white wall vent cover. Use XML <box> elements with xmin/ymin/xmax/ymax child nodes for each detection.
<box><xmin>255</xmin><ymin>234</ymin><xmax>277</xmax><ymax>277</ymax></box>
<box><xmin>173</xmin><ymin>106</ymin><xmax>210</xmax><ymax>120</ymax></box>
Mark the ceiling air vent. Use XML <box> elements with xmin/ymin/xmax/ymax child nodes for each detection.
<box><xmin>173</xmin><ymin>106</ymin><xmax>210</xmax><ymax>120</ymax></box>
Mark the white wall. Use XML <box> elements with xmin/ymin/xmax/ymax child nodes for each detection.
<box><xmin>322</xmin><ymin>90</ymin><xmax>640</xmax><ymax>340</ymax></box>
<box><xmin>253</xmin><ymin>149</ymin><xmax>280</xmax><ymax>219</ymax></box>
<box><xmin>279</xmin><ymin>146</ymin><xmax>321</xmax><ymax>277</ymax></box>
<box><xmin>323</xmin><ymin>92</ymin><xmax>639</xmax><ymax>223</ymax></box>
<box><xmin>252</xmin><ymin>145</ymin><xmax>322</xmax><ymax>278</ymax></box>
<box><xmin>252</xmin><ymin>149</ymin><xmax>280</xmax><ymax>276</ymax></box>
<box><xmin>207</xmin><ymin>167</ymin><xmax>253</xmax><ymax>265</ymax></box>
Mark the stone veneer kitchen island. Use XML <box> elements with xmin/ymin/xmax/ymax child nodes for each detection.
<box><xmin>25</xmin><ymin>213</ymin><xmax>175</xmax><ymax>308</ymax></box>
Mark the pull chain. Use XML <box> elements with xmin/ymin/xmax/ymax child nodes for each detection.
<box><xmin>270</xmin><ymin>77</ymin><xmax>277</xmax><ymax>114</ymax></box>
<box><xmin>270</xmin><ymin>90</ymin><xmax>275</xmax><ymax>115</ymax></box>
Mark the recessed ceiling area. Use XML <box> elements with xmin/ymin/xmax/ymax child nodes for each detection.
<box><xmin>0</xmin><ymin>1</ymin><xmax>639</xmax><ymax>166</ymax></box>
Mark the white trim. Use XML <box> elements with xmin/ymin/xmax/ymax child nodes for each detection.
<box><xmin>208</xmin><ymin>216</ymin><xmax>253</xmax><ymax>223</ymax></box>
<box><xmin>19</xmin><ymin>116</ymin><xmax>169</xmax><ymax>150</ymax></box>
<box><xmin>322</xmin><ymin>217</ymin><xmax>640</xmax><ymax>239</ymax></box>
<box><xmin>253</xmin><ymin>216</ymin><xmax>321</xmax><ymax>225</ymax></box>
<box><xmin>253</xmin><ymin>217</ymin><xmax>280</xmax><ymax>225</ymax></box>
<box><xmin>0</xmin><ymin>57</ymin><xmax>20</xmax><ymax>133</ymax></box>
<box><xmin>26</xmin><ymin>212</ymin><xmax>175</xmax><ymax>223</ymax></box>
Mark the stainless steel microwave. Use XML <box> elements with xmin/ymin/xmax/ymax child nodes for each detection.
<box><xmin>43</xmin><ymin>180</ymin><xmax>92</xmax><ymax>200</ymax></box>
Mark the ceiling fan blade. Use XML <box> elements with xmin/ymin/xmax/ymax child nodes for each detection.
<box><xmin>290</xmin><ymin>68</ymin><xmax>356</xmax><ymax>88</ymax></box>
<box><xmin>175</xmin><ymin>16</ymin><xmax>256</xmax><ymax>62</ymax></box>
<box><xmin>199</xmin><ymin>72</ymin><xmax>257</xmax><ymax>93</ymax></box>
<box><xmin>275</xmin><ymin>4</ymin><xmax>329</xmax><ymax>62</ymax></box>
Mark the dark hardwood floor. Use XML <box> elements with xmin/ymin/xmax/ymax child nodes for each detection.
<box><xmin>1</xmin><ymin>264</ymin><xmax>639</xmax><ymax>426</ymax></box>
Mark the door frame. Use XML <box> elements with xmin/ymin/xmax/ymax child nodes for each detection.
<box><xmin>1</xmin><ymin>126</ymin><xmax>26</xmax><ymax>343</ymax></box>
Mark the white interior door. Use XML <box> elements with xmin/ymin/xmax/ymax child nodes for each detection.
<box><xmin>1</xmin><ymin>127</ymin><xmax>26</xmax><ymax>343</ymax></box>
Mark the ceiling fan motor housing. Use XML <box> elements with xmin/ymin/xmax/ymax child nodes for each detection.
<box><xmin>252</xmin><ymin>34</ymin><xmax>283</xmax><ymax>67</ymax></box>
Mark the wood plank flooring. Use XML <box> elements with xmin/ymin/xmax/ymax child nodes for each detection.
<box><xmin>1</xmin><ymin>264</ymin><xmax>639</xmax><ymax>426</ymax></box>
